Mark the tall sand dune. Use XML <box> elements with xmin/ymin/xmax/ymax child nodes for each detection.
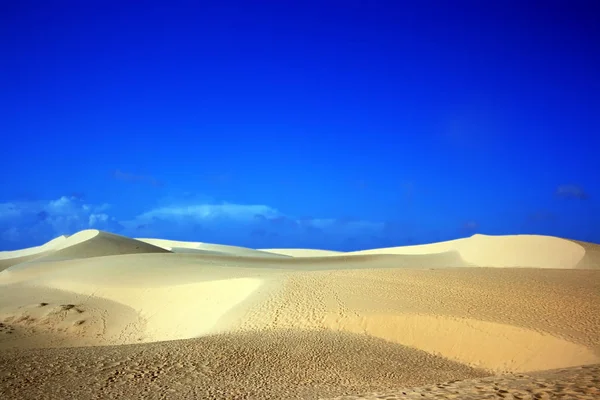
<box><xmin>47</xmin><ymin>229</ymin><xmax>171</xmax><ymax>260</ymax></box>
<box><xmin>350</xmin><ymin>233</ymin><xmax>592</xmax><ymax>269</ymax></box>
<box><xmin>1</xmin><ymin>230</ymin><xmax>599</xmax><ymax>399</ymax></box>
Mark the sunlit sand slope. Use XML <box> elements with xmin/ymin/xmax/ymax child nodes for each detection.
<box><xmin>324</xmin><ymin>364</ymin><xmax>600</xmax><ymax>400</ymax></box>
<box><xmin>349</xmin><ymin>234</ymin><xmax>593</xmax><ymax>269</ymax></box>
<box><xmin>137</xmin><ymin>237</ymin><xmax>290</xmax><ymax>257</ymax></box>
<box><xmin>0</xmin><ymin>235</ymin><xmax>68</xmax><ymax>271</ymax></box>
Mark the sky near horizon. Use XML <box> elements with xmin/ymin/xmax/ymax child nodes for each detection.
<box><xmin>1</xmin><ymin>1</ymin><xmax>599</xmax><ymax>251</ymax></box>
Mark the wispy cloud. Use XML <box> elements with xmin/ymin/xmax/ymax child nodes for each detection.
<box><xmin>0</xmin><ymin>193</ymin><xmax>398</xmax><ymax>251</ymax></box>
<box><xmin>0</xmin><ymin>196</ymin><xmax>122</xmax><ymax>250</ymax></box>
<box><xmin>120</xmin><ymin>202</ymin><xmax>388</xmax><ymax>249</ymax></box>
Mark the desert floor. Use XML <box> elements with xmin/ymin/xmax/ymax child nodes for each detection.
<box><xmin>0</xmin><ymin>230</ymin><xmax>599</xmax><ymax>399</ymax></box>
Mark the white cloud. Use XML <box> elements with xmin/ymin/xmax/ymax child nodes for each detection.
<box><xmin>0</xmin><ymin>196</ymin><xmax>123</xmax><ymax>250</ymax></box>
<box><xmin>0</xmin><ymin>196</ymin><xmax>394</xmax><ymax>251</ymax></box>
<box><xmin>121</xmin><ymin>202</ymin><xmax>389</xmax><ymax>250</ymax></box>
<box><xmin>136</xmin><ymin>203</ymin><xmax>281</xmax><ymax>222</ymax></box>
<box><xmin>89</xmin><ymin>213</ymin><xmax>109</xmax><ymax>227</ymax></box>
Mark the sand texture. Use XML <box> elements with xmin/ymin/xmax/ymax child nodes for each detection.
<box><xmin>1</xmin><ymin>231</ymin><xmax>599</xmax><ymax>399</ymax></box>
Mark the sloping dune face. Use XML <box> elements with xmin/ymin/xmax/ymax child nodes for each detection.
<box><xmin>231</xmin><ymin>267</ymin><xmax>600</xmax><ymax>373</ymax></box>
<box><xmin>0</xmin><ymin>235</ymin><xmax>69</xmax><ymax>271</ymax></box>
<box><xmin>47</xmin><ymin>230</ymin><xmax>171</xmax><ymax>260</ymax></box>
<box><xmin>570</xmin><ymin>240</ymin><xmax>600</xmax><ymax>269</ymax></box>
<box><xmin>137</xmin><ymin>237</ymin><xmax>290</xmax><ymax>257</ymax></box>
<box><xmin>454</xmin><ymin>234</ymin><xmax>586</xmax><ymax>268</ymax></box>
<box><xmin>349</xmin><ymin>234</ymin><xmax>589</xmax><ymax>269</ymax></box>
<box><xmin>259</xmin><ymin>248</ymin><xmax>344</xmax><ymax>257</ymax></box>
<box><xmin>1</xmin><ymin>230</ymin><xmax>600</xmax><ymax>398</ymax></box>
<box><xmin>0</xmin><ymin>230</ymin><xmax>171</xmax><ymax>280</ymax></box>
<box><xmin>1</xmin><ymin>231</ymin><xmax>170</xmax><ymax>271</ymax></box>
<box><xmin>0</xmin><ymin>235</ymin><xmax>68</xmax><ymax>259</ymax></box>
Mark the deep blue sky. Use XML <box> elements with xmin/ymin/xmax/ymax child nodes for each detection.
<box><xmin>1</xmin><ymin>0</ymin><xmax>599</xmax><ymax>251</ymax></box>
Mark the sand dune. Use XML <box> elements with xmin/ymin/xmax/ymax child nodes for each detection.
<box><xmin>1</xmin><ymin>230</ymin><xmax>599</xmax><ymax>398</ymax></box>
<box><xmin>137</xmin><ymin>237</ymin><xmax>290</xmax><ymax>257</ymax></box>
<box><xmin>349</xmin><ymin>233</ymin><xmax>593</xmax><ymax>269</ymax></box>
<box><xmin>46</xmin><ymin>229</ymin><xmax>171</xmax><ymax>260</ymax></box>
<box><xmin>1</xmin><ymin>230</ymin><xmax>169</xmax><ymax>272</ymax></box>
<box><xmin>0</xmin><ymin>235</ymin><xmax>67</xmax><ymax>259</ymax></box>
<box><xmin>260</xmin><ymin>248</ymin><xmax>345</xmax><ymax>257</ymax></box>
<box><xmin>0</xmin><ymin>235</ymin><xmax>68</xmax><ymax>271</ymax></box>
<box><xmin>325</xmin><ymin>364</ymin><xmax>600</xmax><ymax>400</ymax></box>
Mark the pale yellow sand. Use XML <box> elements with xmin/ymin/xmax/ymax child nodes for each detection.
<box><xmin>348</xmin><ymin>234</ymin><xmax>592</xmax><ymax>269</ymax></box>
<box><xmin>0</xmin><ymin>235</ymin><xmax>67</xmax><ymax>271</ymax></box>
<box><xmin>137</xmin><ymin>237</ymin><xmax>290</xmax><ymax>257</ymax></box>
<box><xmin>260</xmin><ymin>248</ymin><xmax>345</xmax><ymax>257</ymax></box>
<box><xmin>1</xmin><ymin>231</ymin><xmax>599</xmax><ymax>399</ymax></box>
<box><xmin>326</xmin><ymin>364</ymin><xmax>600</xmax><ymax>400</ymax></box>
<box><xmin>46</xmin><ymin>229</ymin><xmax>171</xmax><ymax>260</ymax></box>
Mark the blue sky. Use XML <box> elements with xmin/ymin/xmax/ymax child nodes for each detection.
<box><xmin>1</xmin><ymin>1</ymin><xmax>599</xmax><ymax>251</ymax></box>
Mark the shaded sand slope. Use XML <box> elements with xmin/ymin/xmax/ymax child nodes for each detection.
<box><xmin>260</xmin><ymin>248</ymin><xmax>345</xmax><ymax>257</ymax></box>
<box><xmin>572</xmin><ymin>240</ymin><xmax>600</xmax><ymax>269</ymax></box>
<box><xmin>349</xmin><ymin>234</ymin><xmax>592</xmax><ymax>269</ymax></box>
<box><xmin>0</xmin><ymin>230</ymin><xmax>169</xmax><ymax>272</ymax></box>
<box><xmin>137</xmin><ymin>237</ymin><xmax>290</xmax><ymax>258</ymax></box>
<box><xmin>0</xmin><ymin>330</ymin><xmax>489</xmax><ymax>400</ymax></box>
<box><xmin>0</xmin><ymin>332</ymin><xmax>597</xmax><ymax>400</ymax></box>
<box><xmin>43</xmin><ymin>230</ymin><xmax>171</xmax><ymax>261</ymax></box>
<box><xmin>0</xmin><ymin>250</ymin><xmax>468</xmax><ymax>287</ymax></box>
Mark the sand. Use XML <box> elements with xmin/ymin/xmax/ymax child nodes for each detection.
<box><xmin>260</xmin><ymin>248</ymin><xmax>344</xmax><ymax>257</ymax></box>
<box><xmin>1</xmin><ymin>231</ymin><xmax>599</xmax><ymax>399</ymax></box>
<box><xmin>137</xmin><ymin>237</ymin><xmax>291</xmax><ymax>257</ymax></box>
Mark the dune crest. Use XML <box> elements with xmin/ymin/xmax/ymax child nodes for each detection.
<box><xmin>46</xmin><ymin>230</ymin><xmax>171</xmax><ymax>260</ymax></box>
<box><xmin>0</xmin><ymin>235</ymin><xmax>68</xmax><ymax>259</ymax></box>
<box><xmin>454</xmin><ymin>234</ymin><xmax>586</xmax><ymax>268</ymax></box>
<box><xmin>348</xmin><ymin>234</ymin><xmax>591</xmax><ymax>269</ymax></box>
<box><xmin>137</xmin><ymin>237</ymin><xmax>290</xmax><ymax>257</ymax></box>
<box><xmin>0</xmin><ymin>235</ymin><xmax>69</xmax><ymax>271</ymax></box>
